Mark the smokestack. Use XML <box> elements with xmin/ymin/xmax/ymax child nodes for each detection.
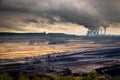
<box><xmin>100</xmin><ymin>28</ymin><xmax>102</xmax><ymax>35</ymax></box>
<box><xmin>104</xmin><ymin>27</ymin><xmax>107</xmax><ymax>35</ymax></box>
<box><xmin>102</xmin><ymin>23</ymin><xmax>109</xmax><ymax>35</ymax></box>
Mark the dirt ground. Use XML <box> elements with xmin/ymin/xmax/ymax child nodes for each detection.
<box><xmin>0</xmin><ymin>41</ymin><xmax>104</xmax><ymax>59</ymax></box>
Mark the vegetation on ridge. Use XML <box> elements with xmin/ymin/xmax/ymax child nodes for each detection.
<box><xmin>0</xmin><ymin>71</ymin><xmax>120</xmax><ymax>80</ymax></box>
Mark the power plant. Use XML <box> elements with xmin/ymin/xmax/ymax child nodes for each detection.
<box><xmin>86</xmin><ymin>26</ymin><xmax>108</xmax><ymax>36</ymax></box>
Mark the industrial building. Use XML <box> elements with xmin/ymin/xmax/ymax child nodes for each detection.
<box><xmin>86</xmin><ymin>26</ymin><xmax>107</xmax><ymax>36</ymax></box>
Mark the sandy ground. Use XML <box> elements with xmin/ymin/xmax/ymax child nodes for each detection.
<box><xmin>0</xmin><ymin>41</ymin><xmax>105</xmax><ymax>59</ymax></box>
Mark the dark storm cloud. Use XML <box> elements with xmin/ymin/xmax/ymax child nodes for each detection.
<box><xmin>0</xmin><ymin>0</ymin><xmax>3</xmax><ymax>8</ymax></box>
<box><xmin>0</xmin><ymin>0</ymin><xmax>120</xmax><ymax>31</ymax></box>
<box><xmin>0</xmin><ymin>23</ymin><xmax>25</xmax><ymax>31</ymax></box>
<box><xmin>0</xmin><ymin>23</ymin><xmax>26</xmax><ymax>31</ymax></box>
<box><xmin>89</xmin><ymin>0</ymin><xmax>120</xmax><ymax>23</ymax></box>
<box><xmin>0</xmin><ymin>0</ymin><xmax>2</xmax><ymax>4</ymax></box>
<box><xmin>24</xmin><ymin>18</ymin><xmax>39</xmax><ymax>24</ymax></box>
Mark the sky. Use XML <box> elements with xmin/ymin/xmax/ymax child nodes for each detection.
<box><xmin>0</xmin><ymin>0</ymin><xmax>120</xmax><ymax>35</ymax></box>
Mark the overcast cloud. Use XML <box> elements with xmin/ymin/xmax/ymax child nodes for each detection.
<box><xmin>0</xmin><ymin>0</ymin><xmax>120</xmax><ymax>32</ymax></box>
